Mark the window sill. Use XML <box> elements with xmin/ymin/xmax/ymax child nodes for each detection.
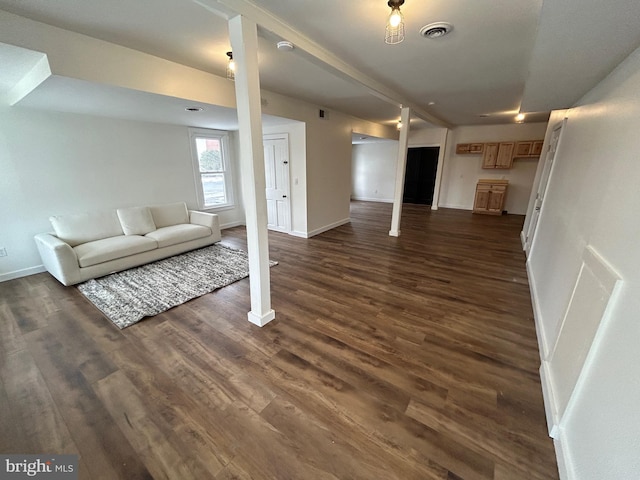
<box><xmin>200</xmin><ymin>204</ymin><xmax>236</xmax><ymax>213</ymax></box>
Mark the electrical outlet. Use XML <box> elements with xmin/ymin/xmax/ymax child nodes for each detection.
<box><xmin>0</xmin><ymin>247</ymin><xmax>6</xmax><ymax>257</ymax></box>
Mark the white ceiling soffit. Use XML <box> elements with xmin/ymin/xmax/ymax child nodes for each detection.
<box><xmin>15</xmin><ymin>75</ymin><xmax>296</xmax><ymax>130</ymax></box>
<box><xmin>0</xmin><ymin>42</ymin><xmax>49</xmax><ymax>103</ymax></box>
<box><xmin>521</xmin><ymin>0</ymin><xmax>640</xmax><ymax>112</ymax></box>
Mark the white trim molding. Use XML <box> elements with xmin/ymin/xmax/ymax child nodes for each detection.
<box><xmin>307</xmin><ymin>218</ymin><xmax>350</xmax><ymax>238</ymax></box>
<box><xmin>0</xmin><ymin>265</ymin><xmax>46</xmax><ymax>283</ymax></box>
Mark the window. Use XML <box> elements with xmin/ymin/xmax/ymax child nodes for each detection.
<box><xmin>189</xmin><ymin>128</ymin><xmax>234</xmax><ymax>210</ymax></box>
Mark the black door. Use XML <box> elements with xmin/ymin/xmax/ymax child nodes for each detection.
<box><xmin>403</xmin><ymin>147</ymin><xmax>439</xmax><ymax>205</ymax></box>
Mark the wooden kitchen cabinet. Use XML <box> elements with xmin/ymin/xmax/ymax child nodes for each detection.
<box><xmin>456</xmin><ymin>143</ymin><xmax>485</xmax><ymax>154</ymax></box>
<box><xmin>495</xmin><ymin>142</ymin><xmax>515</xmax><ymax>168</ymax></box>
<box><xmin>532</xmin><ymin>140</ymin><xmax>544</xmax><ymax>155</ymax></box>
<box><xmin>514</xmin><ymin>139</ymin><xmax>545</xmax><ymax>158</ymax></box>
<box><xmin>482</xmin><ymin>143</ymin><xmax>499</xmax><ymax>168</ymax></box>
<box><xmin>483</xmin><ymin>142</ymin><xmax>514</xmax><ymax>169</ymax></box>
<box><xmin>514</xmin><ymin>141</ymin><xmax>533</xmax><ymax>157</ymax></box>
<box><xmin>473</xmin><ymin>179</ymin><xmax>508</xmax><ymax>215</ymax></box>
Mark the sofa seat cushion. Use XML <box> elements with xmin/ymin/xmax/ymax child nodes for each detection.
<box><xmin>74</xmin><ymin>235</ymin><xmax>158</xmax><ymax>268</ymax></box>
<box><xmin>145</xmin><ymin>224</ymin><xmax>212</xmax><ymax>248</ymax></box>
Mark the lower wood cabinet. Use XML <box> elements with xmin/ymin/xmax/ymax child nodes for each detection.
<box><xmin>473</xmin><ymin>179</ymin><xmax>508</xmax><ymax>215</ymax></box>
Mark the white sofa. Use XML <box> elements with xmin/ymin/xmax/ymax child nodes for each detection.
<box><xmin>34</xmin><ymin>202</ymin><xmax>221</xmax><ymax>286</ymax></box>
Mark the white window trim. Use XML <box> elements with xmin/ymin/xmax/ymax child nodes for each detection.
<box><xmin>189</xmin><ymin>127</ymin><xmax>235</xmax><ymax>211</ymax></box>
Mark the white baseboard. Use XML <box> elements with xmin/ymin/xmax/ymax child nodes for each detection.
<box><xmin>528</xmin><ymin>259</ymin><xmax>565</xmax><ymax>479</ymax></box>
<box><xmin>307</xmin><ymin>218</ymin><xmax>351</xmax><ymax>238</ymax></box>
<box><xmin>526</xmin><ymin>259</ymin><xmax>550</xmax><ymax>359</ymax></box>
<box><xmin>0</xmin><ymin>265</ymin><xmax>46</xmax><ymax>283</ymax></box>
<box><xmin>220</xmin><ymin>220</ymin><xmax>245</xmax><ymax>229</ymax></box>
<box><xmin>553</xmin><ymin>428</ymin><xmax>572</xmax><ymax>480</ymax></box>
<box><xmin>289</xmin><ymin>230</ymin><xmax>309</xmax><ymax>239</ymax></box>
<box><xmin>351</xmin><ymin>196</ymin><xmax>393</xmax><ymax>203</ymax></box>
<box><xmin>438</xmin><ymin>203</ymin><xmax>473</xmax><ymax>210</ymax></box>
<box><xmin>540</xmin><ymin>361</ymin><xmax>559</xmax><ymax>438</ymax></box>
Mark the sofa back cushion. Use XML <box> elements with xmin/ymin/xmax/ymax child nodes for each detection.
<box><xmin>149</xmin><ymin>202</ymin><xmax>189</xmax><ymax>228</ymax></box>
<box><xmin>117</xmin><ymin>206</ymin><xmax>156</xmax><ymax>235</ymax></box>
<box><xmin>50</xmin><ymin>210</ymin><xmax>124</xmax><ymax>247</ymax></box>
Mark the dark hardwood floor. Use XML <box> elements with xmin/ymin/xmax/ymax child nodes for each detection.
<box><xmin>0</xmin><ymin>201</ymin><xmax>558</xmax><ymax>479</ymax></box>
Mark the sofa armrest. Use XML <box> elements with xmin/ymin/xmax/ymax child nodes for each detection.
<box><xmin>189</xmin><ymin>210</ymin><xmax>219</xmax><ymax>232</ymax></box>
<box><xmin>34</xmin><ymin>233</ymin><xmax>81</xmax><ymax>286</ymax></box>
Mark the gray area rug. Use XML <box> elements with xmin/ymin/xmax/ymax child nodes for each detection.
<box><xmin>77</xmin><ymin>243</ymin><xmax>276</xmax><ymax>329</ymax></box>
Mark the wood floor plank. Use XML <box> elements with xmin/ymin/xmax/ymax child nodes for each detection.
<box><xmin>268</xmin><ymin>348</ymin><xmax>495</xmax><ymax>480</ymax></box>
<box><xmin>0</xmin><ymin>349</ymin><xmax>78</xmax><ymax>454</ymax></box>
<box><xmin>0</xmin><ymin>202</ymin><xmax>558</xmax><ymax>479</ymax></box>
<box><xmin>22</xmin><ymin>323</ymin><xmax>151</xmax><ymax>480</ymax></box>
<box><xmin>105</xmin><ymin>340</ymin><xmax>237</xmax><ymax>473</ymax></box>
<box><xmin>93</xmin><ymin>370</ymin><xmax>213</xmax><ymax>480</ymax></box>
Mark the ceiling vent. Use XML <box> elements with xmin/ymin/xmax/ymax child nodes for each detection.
<box><xmin>419</xmin><ymin>22</ymin><xmax>453</xmax><ymax>39</ymax></box>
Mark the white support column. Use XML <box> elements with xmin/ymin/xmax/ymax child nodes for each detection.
<box><xmin>389</xmin><ymin>107</ymin><xmax>411</xmax><ymax>237</ymax></box>
<box><xmin>430</xmin><ymin>128</ymin><xmax>450</xmax><ymax>211</ymax></box>
<box><xmin>229</xmin><ymin>15</ymin><xmax>275</xmax><ymax>327</ymax></box>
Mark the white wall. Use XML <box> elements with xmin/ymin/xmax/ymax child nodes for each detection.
<box><xmin>439</xmin><ymin>123</ymin><xmax>548</xmax><ymax>214</ymax></box>
<box><xmin>305</xmin><ymin>116</ymin><xmax>353</xmax><ymax>234</ymax></box>
<box><xmin>1</xmin><ymin>10</ymin><xmax>398</xmax><ymax>243</ymax></box>
<box><xmin>408</xmin><ymin>127</ymin><xmax>447</xmax><ymax>147</ymax></box>
<box><xmin>351</xmin><ymin>141</ymin><xmax>398</xmax><ymax>202</ymax></box>
<box><xmin>0</xmin><ymin>105</ymin><xmax>244</xmax><ymax>280</ymax></box>
<box><xmin>526</xmin><ymin>45</ymin><xmax>640</xmax><ymax>479</ymax></box>
<box><xmin>353</xmin><ymin>124</ymin><xmax>547</xmax><ymax>215</ymax></box>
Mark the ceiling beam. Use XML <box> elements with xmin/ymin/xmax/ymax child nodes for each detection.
<box><xmin>193</xmin><ymin>0</ymin><xmax>451</xmax><ymax>128</ymax></box>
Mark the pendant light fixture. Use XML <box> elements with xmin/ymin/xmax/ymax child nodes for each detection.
<box><xmin>385</xmin><ymin>0</ymin><xmax>405</xmax><ymax>45</ymax></box>
<box><xmin>226</xmin><ymin>51</ymin><xmax>235</xmax><ymax>81</ymax></box>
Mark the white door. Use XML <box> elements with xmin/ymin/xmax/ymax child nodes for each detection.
<box><xmin>525</xmin><ymin>119</ymin><xmax>566</xmax><ymax>252</ymax></box>
<box><xmin>263</xmin><ymin>135</ymin><xmax>291</xmax><ymax>232</ymax></box>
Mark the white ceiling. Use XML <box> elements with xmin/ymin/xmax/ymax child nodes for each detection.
<box><xmin>1</xmin><ymin>0</ymin><xmax>640</xmax><ymax>129</ymax></box>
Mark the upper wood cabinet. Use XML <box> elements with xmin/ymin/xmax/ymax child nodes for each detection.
<box><xmin>482</xmin><ymin>143</ymin><xmax>499</xmax><ymax>168</ymax></box>
<box><xmin>483</xmin><ymin>142</ymin><xmax>513</xmax><ymax>169</ymax></box>
<box><xmin>459</xmin><ymin>138</ymin><xmax>545</xmax><ymax>169</ymax></box>
<box><xmin>515</xmin><ymin>141</ymin><xmax>533</xmax><ymax>157</ymax></box>
<box><xmin>514</xmin><ymin>140</ymin><xmax>545</xmax><ymax>158</ymax></box>
<box><xmin>532</xmin><ymin>140</ymin><xmax>544</xmax><ymax>156</ymax></box>
<box><xmin>496</xmin><ymin>142</ymin><xmax>515</xmax><ymax>168</ymax></box>
<box><xmin>456</xmin><ymin>143</ymin><xmax>485</xmax><ymax>154</ymax></box>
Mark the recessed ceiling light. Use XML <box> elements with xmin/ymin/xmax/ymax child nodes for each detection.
<box><xmin>515</xmin><ymin>113</ymin><xmax>526</xmax><ymax>122</ymax></box>
<box><xmin>185</xmin><ymin>107</ymin><xmax>203</xmax><ymax>112</ymax></box>
<box><xmin>420</xmin><ymin>22</ymin><xmax>453</xmax><ymax>39</ymax></box>
<box><xmin>428</xmin><ymin>101</ymin><xmax>435</xmax><ymax>106</ymax></box>
<box><xmin>276</xmin><ymin>41</ymin><xmax>294</xmax><ymax>51</ymax></box>
<box><xmin>478</xmin><ymin>113</ymin><xmax>490</xmax><ymax>118</ymax></box>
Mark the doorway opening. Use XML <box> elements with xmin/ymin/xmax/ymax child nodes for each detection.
<box><xmin>403</xmin><ymin>147</ymin><xmax>439</xmax><ymax>205</ymax></box>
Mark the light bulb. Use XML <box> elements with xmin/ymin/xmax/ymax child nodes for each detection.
<box><xmin>388</xmin><ymin>9</ymin><xmax>403</xmax><ymax>28</ymax></box>
<box><xmin>228</xmin><ymin>59</ymin><xmax>235</xmax><ymax>72</ymax></box>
